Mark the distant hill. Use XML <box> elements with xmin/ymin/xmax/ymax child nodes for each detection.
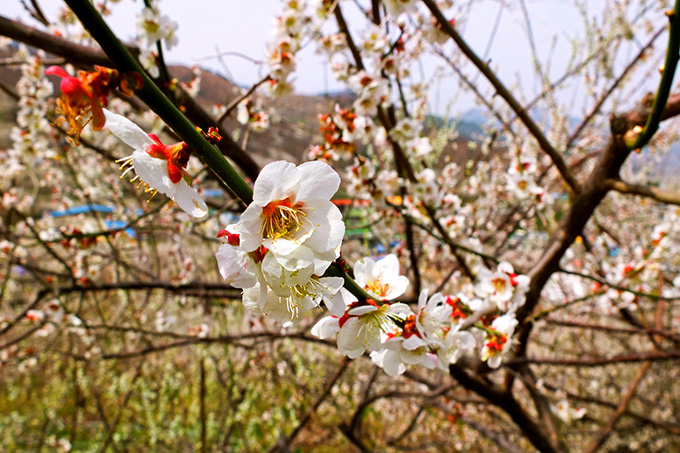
<box><xmin>2</xmin><ymin>60</ymin><xmax>680</xmax><ymax>188</ymax></box>
<box><xmin>171</xmin><ymin>65</ymin><xmax>340</xmax><ymax>164</ymax></box>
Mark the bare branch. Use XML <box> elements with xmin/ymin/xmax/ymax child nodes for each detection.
<box><xmin>606</xmin><ymin>178</ymin><xmax>680</xmax><ymax>206</ymax></box>
<box><xmin>422</xmin><ymin>0</ymin><xmax>581</xmax><ymax>194</ymax></box>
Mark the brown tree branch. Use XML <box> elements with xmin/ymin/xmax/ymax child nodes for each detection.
<box><xmin>606</xmin><ymin>178</ymin><xmax>680</xmax><ymax>206</ymax></box>
<box><xmin>0</xmin><ymin>14</ymin><xmax>261</xmax><ymax>180</ymax></box>
<box><xmin>268</xmin><ymin>357</ymin><xmax>349</xmax><ymax>453</ymax></box>
<box><xmin>583</xmin><ymin>361</ymin><xmax>651</xmax><ymax>453</ymax></box>
<box><xmin>544</xmin><ymin>319</ymin><xmax>680</xmax><ymax>342</ymax></box>
<box><xmin>509</xmin><ymin>350</ymin><xmax>680</xmax><ymax>367</ymax></box>
<box><xmin>423</xmin><ymin>0</ymin><xmax>581</xmax><ymax>194</ymax></box>
<box><xmin>448</xmin><ymin>364</ymin><xmax>561</xmax><ymax>453</ymax></box>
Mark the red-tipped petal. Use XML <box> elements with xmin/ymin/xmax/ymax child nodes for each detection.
<box><xmin>145</xmin><ymin>143</ymin><xmax>167</xmax><ymax>160</ymax></box>
<box><xmin>45</xmin><ymin>66</ymin><xmax>69</xmax><ymax>78</ymax></box>
<box><xmin>90</xmin><ymin>106</ymin><xmax>106</xmax><ymax>131</ymax></box>
<box><xmin>167</xmin><ymin>162</ymin><xmax>183</xmax><ymax>184</ymax></box>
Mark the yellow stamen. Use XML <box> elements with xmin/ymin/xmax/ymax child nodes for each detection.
<box><xmin>260</xmin><ymin>199</ymin><xmax>307</xmax><ymax>240</ymax></box>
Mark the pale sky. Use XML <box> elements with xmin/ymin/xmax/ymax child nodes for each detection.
<box><xmin>3</xmin><ymin>1</ymin><xmax>669</xmax><ymax>116</ymax></box>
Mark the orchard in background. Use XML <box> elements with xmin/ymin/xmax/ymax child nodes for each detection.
<box><xmin>0</xmin><ymin>0</ymin><xmax>679</xmax><ymax>451</ymax></box>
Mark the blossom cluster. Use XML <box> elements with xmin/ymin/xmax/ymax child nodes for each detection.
<box><xmin>265</xmin><ymin>0</ymin><xmax>312</xmax><ymax>97</ymax></box>
<box><xmin>135</xmin><ymin>1</ymin><xmax>179</xmax><ymax>78</ymax></box>
<box><xmin>5</xmin><ymin>47</ymin><xmax>53</xmax><ymax>202</ymax></box>
<box><xmin>312</xmin><ymin>256</ymin><xmax>529</xmax><ymax>375</ymax></box>
<box><xmin>216</xmin><ymin>160</ymin><xmax>350</xmax><ymax>325</ymax></box>
<box><xmin>236</xmin><ymin>97</ymin><xmax>271</xmax><ymax>132</ymax></box>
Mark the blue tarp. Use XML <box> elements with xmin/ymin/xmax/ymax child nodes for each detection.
<box><xmin>49</xmin><ymin>205</ymin><xmax>135</xmax><ymax>237</ymax></box>
<box><xmin>50</xmin><ymin>204</ymin><xmax>115</xmax><ymax>217</ymax></box>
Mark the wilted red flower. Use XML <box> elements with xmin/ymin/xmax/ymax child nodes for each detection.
<box><xmin>45</xmin><ymin>65</ymin><xmax>119</xmax><ymax>143</ymax></box>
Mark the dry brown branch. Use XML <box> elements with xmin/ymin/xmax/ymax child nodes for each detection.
<box><xmin>606</xmin><ymin>178</ymin><xmax>680</xmax><ymax>206</ymax></box>
<box><xmin>423</xmin><ymin>0</ymin><xmax>580</xmax><ymax>194</ymax></box>
<box><xmin>583</xmin><ymin>361</ymin><xmax>652</xmax><ymax>453</ymax></box>
<box><xmin>268</xmin><ymin>357</ymin><xmax>349</xmax><ymax>452</ymax></box>
<box><xmin>0</xmin><ymin>14</ymin><xmax>261</xmax><ymax>180</ymax></box>
<box><xmin>510</xmin><ymin>350</ymin><xmax>680</xmax><ymax>367</ymax></box>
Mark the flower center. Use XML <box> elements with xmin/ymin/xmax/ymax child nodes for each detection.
<box><xmin>116</xmin><ymin>155</ymin><xmax>159</xmax><ymax>201</ymax></box>
<box><xmin>486</xmin><ymin>332</ymin><xmax>508</xmax><ymax>354</ymax></box>
<box><xmin>402</xmin><ymin>314</ymin><xmax>420</xmax><ymax>338</ymax></box>
<box><xmin>260</xmin><ymin>197</ymin><xmax>306</xmax><ymax>240</ymax></box>
<box><xmin>492</xmin><ymin>277</ymin><xmax>507</xmax><ymax>293</ymax></box>
<box><xmin>445</xmin><ymin>295</ymin><xmax>470</xmax><ymax>320</ymax></box>
<box><xmin>365</xmin><ymin>280</ymin><xmax>390</xmax><ymax>298</ymax></box>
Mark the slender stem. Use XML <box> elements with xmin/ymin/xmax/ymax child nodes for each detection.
<box><xmin>142</xmin><ymin>0</ymin><xmax>172</xmax><ymax>90</ymax></box>
<box><xmin>628</xmin><ymin>1</ymin><xmax>680</xmax><ymax>150</ymax></box>
<box><xmin>64</xmin><ymin>0</ymin><xmax>253</xmax><ymax>204</ymax></box>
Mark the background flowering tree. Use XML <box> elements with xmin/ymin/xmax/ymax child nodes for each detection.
<box><xmin>1</xmin><ymin>0</ymin><xmax>680</xmax><ymax>451</ymax></box>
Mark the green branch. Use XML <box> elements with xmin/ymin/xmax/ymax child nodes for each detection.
<box><xmin>64</xmin><ymin>0</ymin><xmax>253</xmax><ymax>205</ymax></box>
<box><xmin>627</xmin><ymin>1</ymin><xmax>680</xmax><ymax>150</ymax></box>
<box><xmin>64</xmin><ymin>0</ymin><xmax>381</xmax><ymax>307</ymax></box>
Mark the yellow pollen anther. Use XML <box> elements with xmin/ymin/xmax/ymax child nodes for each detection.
<box><xmin>365</xmin><ymin>280</ymin><xmax>390</xmax><ymax>298</ymax></box>
<box><xmin>260</xmin><ymin>198</ymin><xmax>307</xmax><ymax>240</ymax></box>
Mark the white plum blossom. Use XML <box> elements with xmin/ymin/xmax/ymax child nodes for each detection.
<box><xmin>552</xmin><ymin>399</ymin><xmax>587</xmax><ymax>424</ymax></box>
<box><xmin>336</xmin><ymin>302</ymin><xmax>411</xmax><ymax>358</ymax></box>
<box><xmin>480</xmin><ymin>314</ymin><xmax>518</xmax><ymax>369</ymax></box>
<box><xmin>260</xmin><ymin>276</ymin><xmax>355</xmax><ymax>327</ymax></box>
<box><xmin>216</xmin><ymin>160</ymin><xmax>348</xmax><ymax>323</ymax></box>
<box><xmin>354</xmin><ymin>254</ymin><xmax>410</xmax><ymax>300</ymax></box>
<box><xmin>475</xmin><ymin>261</ymin><xmax>529</xmax><ymax>312</ymax></box>
<box><xmin>311</xmin><ymin>315</ymin><xmax>341</xmax><ymax>339</ymax></box>
<box><xmin>436</xmin><ymin>327</ymin><xmax>476</xmax><ymax>370</ymax></box>
<box><xmin>362</xmin><ymin>23</ymin><xmax>389</xmax><ymax>54</ymax></box>
<box><xmin>238</xmin><ymin>160</ymin><xmax>344</xmax><ymax>264</ymax></box>
<box><xmin>215</xmin><ymin>233</ymin><xmax>261</xmax><ymax>289</ymax></box>
<box><xmin>414</xmin><ymin>289</ymin><xmax>451</xmax><ymax>343</ymax></box>
<box><xmin>136</xmin><ymin>6</ymin><xmax>179</xmax><ymax>49</ymax></box>
<box><xmin>103</xmin><ymin>109</ymin><xmax>208</xmax><ymax>218</ymax></box>
<box><xmin>370</xmin><ymin>335</ymin><xmax>437</xmax><ymax>376</ymax></box>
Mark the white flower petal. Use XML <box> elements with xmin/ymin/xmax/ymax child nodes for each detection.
<box><xmin>376</xmin><ymin>254</ymin><xmax>401</xmax><ymax>279</ymax></box>
<box><xmin>238</xmin><ymin>205</ymin><xmax>264</xmax><ymax>252</ymax></box>
<box><xmin>131</xmin><ymin>151</ymin><xmax>175</xmax><ymax>196</ymax></box>
<box><xmin>215</xmin><ymin>243</ymin><xmax>257</xmax><ymax>288</ymax></box>
<box><xmin>376</xmin><ymin>349</ymin><xmax>406</xmax><ymax>376</ymax></box>
<box><xmin>253</xmin><ymin>160</ymin><xmax>300</xmax><ymax>205</ymax></box>
<box><xmin>296</xmin><ymin>161</ymin><xmax>340</xmax><ymax>201</ymax></box>
<box><xmin>402</xmin><ymin>335</ymin><xmax>426</xmax><ymax>351</ymax></box>
<box><xmin>302</xmin><ymin>200</ymin><xmax>345</xmax><ymax>255</ymax></box>
<box><xmin>173</xmin><ymin>180</ymin><xmax>208</xmax><ymax>218</ymax></box>
<box><xmin>348</xmin><ymin>305</ymin><xmax>378</xmax><ymax>316</ymax></box>
<box><xmin>242</xmin><ymin>284</ymin><xmax>268</xmax><ymax>311</ymax></box>
<box><xmin>318</xmin><ymin>277</ymin><xmax>347</xmax><ymax>316</ymax></box>
<box><xmin>311</xmin><ymin>316</ymin><xmax>340</xmax><ymax>339</ymax></box>
<box><xmin>103</xmin><ymin>109</ymin><xmax>155</xmax><ymax>150</ymax></box>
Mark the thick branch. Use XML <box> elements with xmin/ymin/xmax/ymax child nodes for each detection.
<box><xmin>448</xmin><ymin>365</ymin><xmax>561</xmax><ymax>453</ymax></box>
